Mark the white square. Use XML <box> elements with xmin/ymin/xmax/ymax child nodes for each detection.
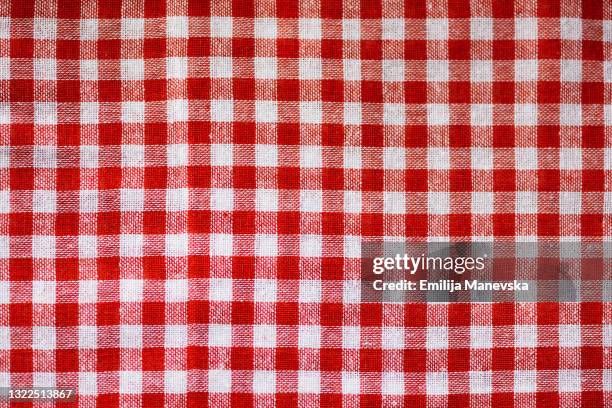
<box><xmin>515</xmin><ymin>104</ymin><xmax>537</xmax><ymax>125</ymax></box>
<box><xmin>300</xmin><ymin>102</ymin><xmax>322</xmax><ymax>124</ymax></box>
<box><xmin>515</xmin><ymin>60</ymin><xmax>538</xmax><ymax>82</ymax></box>
<box><xmin>343</xmin><ymin>236</ymin><xmax>361</xmax><ymax>259</ymax></box>
<box><xmin>209</xmin><ymin>278</ymin><xmax>232</xmax><ymax>302</ymax></box>
<box><xmin>210</xmin><ymin>57</ymin><xmax>232</xmax><ymax>78</ymax></box>
<box><xmin>344</xmin><ymin>191</ymin><xmax>361</xmax><ymax>213</ymax></box>
<box><xmin>300</xmin><ymin>190</ymin><xmax>322</xmax><ymax>213</ymax></box>
<box><xmin>343</xmin><ymin>59</ymin><xmax>361</xmax><ymax>81</ymax></box>
<box><xmin>33</xmin><ymin>373</ymin><xmax>55</xmax><ymax>388</ymax></box>
<box><xmin>33</xmin><ymin>327</ymin><xmax>55</xmax><ymax>350</ymax></box>
<box><xmin>256</xmin><ymin>189</ymin><xmax>278</xmax><ymax>212</ymax></box>
<box><xmin>120</xmin><ymin>325</ymin><xmax>142</xmax><ymax>348</ymax></box>
<box><xmin>427</xmin><ymin>60</ymin><xmax>448</xmax><ymax>82</ymax></box>
<box><xmin>253</xmin><ymin>371</ymin><xmax>275</xmax><ymax>394</ymax></box>
<box><xmin>79</xmin><ymin>236</ymin><xmax>97</xmax><ymax>259</ymax></box>
<box><xmin>299</xmin><ymin>280</ymin><xmax>321</xmax><ymax>303</ymax></box>
<box><xmin>429</xmin><ymin>192</ymin><xmax>449</xmax><ymax>214</ymax></box>
<box><xmin>167</xmin><ymin>57</ymin><xmax>188</xmax><ymax>79</ymax></box>
<box><xmin>515</xmin><ymin>148</ymin><xmax>538</xmax><ymax>169</ymax></box>
<box><xmin>167</xmin><ymin>144</ymin><xmax>188</xmax><ymax>167</ymax></box>
<box><xmin>471</xmin><ymin>60</ymin><xmax>492</xmax><ymax>82</ymax></box>
<box><xmin>79</xmin><ymin>326</ymin><xmax>97</xmax><ymax>349</ymax></box>
<box><xmin>0</xmin><ymin>281</ymin><xmax>8</xmax><ymax>303</ymax></box>
<box><xmin>300</xmin><ymin>146</ymin><xmax>322</xmax><ymax>168</ymax></box>
<box><xmin>0</xmin><ymin>192</ymin><xmax>8</xmax><ymax>214</ymax></box>
<box><xmin>470</xmin><ymin>371</ymin><xmax>492</xmax><ymax>394</ymax></box>
<box><xmin>343</xmin><ymin>19</ymin><xmax>360</xmax><ymax>40</ymax></box>
<box><xmin>120</xmin><ymin>234</ymin><xmax>143</xmax><ymax>257</ymax></box>
<box><xmin>167</xmin><ymin>99</ymin><xmax>188</xmax><ymax>123</ymax></box>
<box><xmin>472</xmin><ymin>147</ymin><xmax>493</xmax><ymax>168</ymax></box>
<box><xmin>165</xmin><ymin>325</ymin><xmax>187</xmax><ymax>348</ymax></box>
<box><xmin>426</xmin><ymin>372</ymin><xmax>448</xmax><ymax>395</ymax></box>
<box><xmin>301</xmin><ymin>235</ymin><xmax>322</xmax><ymax>257</ymax></box>
<box><xmin>342</xmin><ymin>373</ymin><xmax>360</xmax><ymax>394</ymax></box>
<box><xmin>298</xmin><ymin>371</ymin><xmax>320</xmax><ymax>394</ymax></box>
<box><xmin>382</xmin><ymin>19</ymin><xmax>404</xmax><ymax>40</ymax></box>
<box><xmin>209</xmin><ymin>324</ymin><xmax>232</xmax><ymax>346</ymax></box>
<box><xmin>209</xmin><ymin>370</ymin><xmax>232</xmax><ymax>393</ymax></box>
<box><xmin>0</xmin><ymin>18</ymin><xmax>9</xmax><ymax>39</ymax></box>
<box><xmin>344</xmin><ymin>102</ymin><xmax>362</xmax><ymax>125</ymax></box>
<box><xmin>120</xmin><ymin>279</ymin><xmax>143</xmax><ymax>302</ymax></box>
<box><xmin>120</xmin><ymin>371</ymin><xmax>142</xmax><ymax>394</ymax></box>
<box><xmin>120</xmin><ymin>188</ymin><xmax>144</xmax><ymax>212</ymax></box>
<box><xmin>383</xmin><ymin>147</ymin><xmax>405</xmax><ymax>170</ymax></box>
<box><xmin>605</xmin><ymin>20</ymin><xmax>612</xmax><ymax>42</ymax></box>
<box><xmin>428</xmin><ymin>147</ymin><xmax>450</xmax><ymax>169</ymax></box>
<box><xmin>382</xmin><ymin>373</ymin><xmax>404</xmax><ymax>395</ymax></box>
<box><xmin>79</xmin><ymin>373</ymin><xmax>97</xmax><ymax>396</ymax></box>
<box><xmin>32</xmin><ymin>280</ymin><xmax>55</xmax><ymax>304</ymax></box>
<box><xmin>426</xmin><ymin>18</ymin><xmax>448</xmax><ymax>40</ymax></box>
<box><xmin>33</xmin><ymin>146</ymin><xmax>56</xmax><ymax>168</ymax></box>
<box><xmin>81</xmin><ymin>102</ymin><xmax>99</xmax><ymax>124</ymax></box>
<box><xmin>427</xmin><ymin>327</ymin><xmax>448</xmax><ymax>349</ymax></box>
<box><xmin>561</xmin><ymin>60</ymin><xmax>581</xmax><ymax>82</ymax></box>
<box><xmin>471</xmin><ymin>18</ymin><xmax>493</xmax><ymax>40</ymax></box>
<box><xmin>516</xmin><ymin>192</ymin><xmax>538</xmax><ymax>214</ymax></box>
<box><xmin>0</xmin><ymin>326</ymin><xmax>8</xmax><ymax>350</ymax></box>
<box><xmin>343</xmin><ymin>279</ymin><xmax>360</xmax><ymax>302</ymax></box>
<box><xmin>560</xmin><ymin>148</ymin><xmax>582</xmax><ymax>169</ymax></box>
<box><xmin>471</xmin><ymin>105</ymin><xmax>493</xmax><ymax>126</ymax></box>
<box><xmin>211</xmin><ymin>144</ymin><xmax>233</xmax><ymax>167</ymax></box>
<box><xmin>515</xmin><ymin>18</ymin><xmax>537</xmax><ymax>40</ymax></box>
<box><xmin>121</xmin><ymin>59</ymin><xmax>144</xmax><ymax>80</ymax></box>
<box><xmin>0</xmin><ymin>236</ymin><xmax>7</xmax><ymax>260</ymax></box>
<box><xmin>300</xmin><ymin>58</ymin><xmax>322</xmax><ymax>80</ymax></box>
<box><xmin>300</xmin><ymin>18</ymin><xmax>321</xmax><ymax>39</ymax></box>
<box><xmin>0</xmin><ymin>104</ymin><xmax>9</xmax><ymax>124</ymax></box>
<box><xmin>166</xmin><ymin>233</ymin><xmax>188</xmax><ymax>257</ymax></box>
<box><xmin>167</xmin><ymin>188</ymin><xmax>189</xmax><ymax>211</ymax></box>
<box><xmin>210</xmin><ymin>233</ymin><xmax>232</xmax><ymax>256</ymax></box>
<box><xmin>384</xmin><ymin>192</ymin><xmax>405</xmax><ymax>214</ymax></box>
<box><xmin>383</xmin><ymin>60</ymin><xmax>404</xmax><ymax>82</ymax></box>
<box><xmin>560</xmin><ymin>192</ymin><xmax>581</xmax><ymax>215</ymax></box>
<box><xmin>343</xmin><ymin>326</ymin><xmax>360</xmax><ymax>349</ymax></box>
<box><xmin>256</xmin><ymin>101</ymin><xmax>277</xmax><ymax>123</ymax></box>
<box><xmin>34</xmin><ymin>18</ymin><xmax>56</xmax><ymax>39</ymax></box>
<box><xmin>33</xmin><ymin>190</ymin><xmax>56</xmax><ymax>213</ymax></box>
<box><xmin>80</xmin><ymin>60</ymin><xmax>98</xmax><ymax>80</ymax></box>
<box><xmin>122</xmin><ymin>102</ymin><xmax>145</xmax><ymax>123</ymax></box>
<box><xmin>344</xmin><ymin>147</ymin><xmax>361</xmax><ymax>169</ymax></box>
<box><xmin>472</xmin><ymin>192</ymin><xmax>494</xmax><ymax>214</ymax></box>
<box><xmin>607</xmin><ymin>148</ymin><xmax>612</xmax><ymax>170</ymax></box>
<box><xmin>514</xmin><ymin>370</ymin><xmax>536</xmax><ymax>393</ymax></box>
<box><xmin>559</xmin><ymin>370</ymin><xmax>581</xmax><ymax>392</ymax></box>
<box><xmin>211</xmin><ymin>100</ymin><xmax>233</xmax><ymax>122</ymax></box>
<box><xmin>34</xmin><ymin>102</ymin><xmax>57</xmax><ymax>125</ymax></box>
<box><xmin>80</xmin><ymin>190</ymin><xmax>98</xmax><ymax>213</ymax></box>
<box><xmin>255</xmin><ymin>234</ymin><xmax>277</xmax><ymax>257</ymax></box>
<box><xmin>34</xmin><ymin>59</ymin><xmax>56</xmax><ymax>80</ymax></box>
<box><xmin>254</xmin><ymin>279</ymin><xmax>277</xmax><ymax>302</ymax></box>
<box><xmin>428</xmin><ymin>104</ymin><xmax>449</xmax><ymax>125</ymax></box>
<box><xmin>606</xmin><ymin>370</ymin><xmax>612</xmax><ymax>392</ymax></box>
<box><xmin>253</xmin><ymin>325</ymin><xmax>276</xmax><ymax>348</ymax></box>
<box><xmin>166</xmin><ymin>279</ymin><xmax>188</xmax><ymax>303</ymax></box>
<box><xmin>254</xmin><ymin>57</ymin><xmax>277</xmax><ymax>79</ymax></box>
<box><xmin>560</xmin><ymin>104</ymin><xmax>581</xmax><ymax>125</ymax></box>
<box><xmin>382</xmin><ymin>327</ymin><xmax>404</xmax><ymax>349</ymax></box>
<box><xmin>560</xmin><ymin>324</ymin><xmax>581</xmax><ymax>347</ymax></box>
<box><xmin>606</xmin><ymin>105</ymin><xmax>612</xmax><ymax>126</ymax></box>
<box><xmin>211</xmin><ymin>17</ymin><xmax>232</xmax><ymax>38</ymax></box>
<box><xmin>167</xmin><ymin>16</ymin><xmax>188</xmax><ymax>38</ymax></box>
<box><xmin>561</xmin><ymin>18</ymin><xmax>581</xmax><ymax>40</ymax></box>
<box><xmin>80</xmin><ymin>19</ymin><xmax>98</xmax><ymax>40</ymax></box>
<box><xmin>32</xmin><ymin>236</ymin><xmax>55</xmax><ymax>259</ymax></box>
<box><xmin>604</xmin><ymin>61</ymin><xmax>611</xmax><ymax>83</ymax></box>
<box><xmin>211</xmin><ymin>188</ymin><xmax>233</xmax><ymax>211</ymax></box>
<box><xmin>470</xmin><ymin>326</ymin><xmax>492</xmax><ymax>349</ymax></box>
<box><xmin>515</xmin><ymin>325</ymin><xmax>537</xmax><ymax>348</ymax></box>
<box><xmin>255</xmin><ymin>18</ymin><xmax>277</xmax><ymax>39</ymax></box>
<box><xmin>384</xmin><ymin>103</ymin><xmax>405</xmax><ymax>125</ymax></box>
<box><xmin>165</xmin><ymin>371</ymin><xmax>187</xmax><ymax>394</ymax></box>
<box><xmin>121</xmin><ymin>18</ymin><xmax>144</xmax><ymax>39</ymax></box>
<box><xmin>122</xmin><ymin>145</ymin><xmax>144</xmax><ymax>167</ymax></box>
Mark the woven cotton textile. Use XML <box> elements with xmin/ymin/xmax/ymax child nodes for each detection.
<box><xmin>0</xmin><ymin>0</ymin><xmax>611</xmax><ymax>406</ymax></box>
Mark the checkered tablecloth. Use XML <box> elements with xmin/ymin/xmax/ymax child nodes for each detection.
<box><xmin>0</xmin><ymin>0</ymin><xmax>610</xmax><ymax>406</ymax></box>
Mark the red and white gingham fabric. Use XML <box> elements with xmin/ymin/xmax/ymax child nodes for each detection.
<box><xmin>0</xmin><ymin>0</ymin><xmax>611</xmax><ymax>406</ymax></box>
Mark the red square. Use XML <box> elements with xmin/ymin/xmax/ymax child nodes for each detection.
<box><xmin>322</xmin><ymin>80</ymin><xmax>344</xmax><ymax>102</ymax></box>
<box><xmin>448</xmin><ymin>0</ymin><xmax>470</xmax><ymax>17</ymax></box>
<box><xmin>361</xmin><ymin>81</ymin><xmax>382</xmax><ymax>103</ymax></box>
<box><xmin>321</xmin><ymin>303</ymin><xmax>343</xmax><ymax>326</ymax></box>
<box><xmin>537</xmin><ymin>81</ymin><xmax>560</xmax><ymax>103</ymax></box>
<box><xmin>275</xmin><ymin>348</ymin><xmax>298</xmax><ymax>370</ymax></box>
<box><xmin>276</xmin><ymin>0</ymin><xmax>298</xmax><ymax>17</ymax></box>
<box><xmin>493</xmin><ymin>0</ymin><xmax>513</xmax><ymax>17</ymax></box>
<box><xmin>538</xmin><ymin>39</ymin><xmax>560</xmax><ymax>59</ymax></box>
<box><xmin>406</xmin><ymin>170</ymin><xmax>427</xmax><ymax>191</ymax></box>
<box><xmin>450</xmin><ymin>125</ymin><xmax>471</xmax><ymax>147</ymax></box>
<box><xmin>11</xmin><ymin>350</ymin><xmax>33</xmax><ymax>373</ymax></box>
<box><xmin>143</xmin><ymin>347</ymin><xmax>165</xmax><ymax>371</ymax></box>
<box><xmin>188</xmin><ymin>37</ymin><xmax>209</xmax><ymax>57</ymax></box>
<box><xmin>320</xmin><ymin>349</ymin><xmax>342</xmax><ymax>371</ymax></box>
<box><xmin>11</xmin><ymin>124</ymin><xmax>34</xmax><ymax>145</ymax></box>
<box><xmin>58</xmin><ymin>124</ymin><xmax>80</xmax><ymax>146</ymax></box>
<box><xmin>97</xmin><ymin>257</ymin><xmax>120</xmax><ymax>280</ymax></box>
<box><xmin>493</xmin><ymin>40</ymin><xmax>514</xmax><ymax>60</ymax></box>
<box><xmin>276</xmin><ymin>302</ymin><xmax>298</xmax><ymax>325</ymax></box>
<box><xmin>98</xmin><ymin>0</ymin><xmax>121</xmax><ymax>18</ymax></box>
<box><xmin>537</xmin><ymin>125</ymin><xmax>559</xmax><ymax>147</ymax></box>
<box><xmin>583</xmin><ymin>170</ymin><xmax>604</xmax><ymax>191</ymax></box>
<box><xmin>99</xmin><ymin>80</ymin><xmax>122</xmax><ymax>102</ymax></box>
<box><xmin>10</xmin><ymin>213</ymin><xmax>33</xmax><ymax>235</ymax></box>
<box><xmin>494</xmin><ymin>169</ymin><xmax>516</xmax><ymax>191</ymax></box>
<box><xmin>538</xmin><ymin>0</ymin><xmax>560</xmax><ymax>16</ymax></box>
<box><xmin>188</xmin><ymin>300</ymin><xmax>209</xmax><ymax>324</ymax></box>
<box><xmin>56</xmin><ymin>40</ymin><xmax>80</xmax><ymax>60</ymax></box>
<box><xmin>322</xmin><ymin>124</ymin><xmax>343</xmax><ymax>146</ymax></box>
<box><xmin>493</xmin><ymin>214</ymin><xmax>515</xmax><ymax>236</ymax></box>
<box><xmin>233</xmin><ymin>256</ymin><xmax>254</xmax><ymax>279</ymax></box>
<box><xmin>231</xmin><ymin>347</ymin><xmax>254</xmax><ymax>370</ymax></box>
<box><xmin>583</xmin><ymin>126</ymin><xmax>604</xmax><ymax>148</ymax></box>
<box><xmin>97</xmin><ymin>40</ymin><xmax>121</xmax><ymax>59</ymax></box>
<box><xmin>143</xmin><ymin>302</ymin><xmax>166</xmax><ymax>325</ymax></box>
<box><xmin>233</xmin><ymin>78</ymin><xmax>255</xmax><ymax>100</ymax></box>
<box><xmin>97</xmin><ymin>212</ymin><xmax>120</xmax><ymax>235</ymax></box>
<box><xmin>322</xmin><ymin>168</ymin><xmax>344</xmax><ymax>190</ymax></box>
<box><xmin>56</xmin><ymin>213</ymin><xmax>79</xmax><ymax>235</ymax></box>
<box><xmin>56</xmin><ymin>349</ymin><xmax>79</xmax><ymax>372</ymax></box>
<box><xmin>449</xmin><ymin>82</ymin><xmax>471</xmax><ymax>103</ymax></box>
<box><xmin>144</xmin><ymin>256</ymin><xmax>166</xmax><ymax>279</ymax></box>
<box><xmin>97</xmin><ymin>302</ymin><xmax>120</xmax><ymax>325</ymax></box>
<box><xmin>448</xmin><ymin>349</ymin><xmax>470</xmax><ymax>371</ymax></box>
<box><xmin>278</xmin><ymin>123</ymin><xmax>300</xmax><ymax>145</ymax></box>
<box><xmin>537</xmin><ymin>347</ymin><xmax>559</xmax><ymax>370</ymax></box>
<box><xmin>450</xmin><ymin>169</ymin><xmax>471</xmax><ymax>192</ymax></box>
<box><xmin>581</xmin><ymin>346</ymin><xmax>602</xmax><ymax>369</ymax></box>
<box><xmin>187</xmin><ymin>347</ymin><xmax>208</xmax><ymax>370</ymax></box>
<box><xmin>56</xmin><ymin>258</ymin><xmax>79</xmax><ymax>281</ymax></box>
<box><xmin>232</xmin><ymin>122</ymin><xmax>254</xmax><ymax>144</ymax></box>
<box><xmin>360</xmin><ymin>304</ymin><xmax>382</xmax><ymax>326</ymax></box>
<box><xmin>99</xmin><ymin>123</ymin><xmax>122</xmax><ymax>145</ymax></box>
<box><xmin>97</xmin><ymin>349</ymin><xmax>120</xmax><ymax>372</ymax></box>
<box><xmin>277</xmin><ymin>256</ymin><xmax>299</xmax><ymax>279</ymax></box>
<box><xmin>322</xmin><ymin>212</ymin><xmax>344</xmax><ymax>235</ymax></box>
<box><xmin>582</xmin><ymin>214</ymin><xmax>603</xmax><ymax>236</ymax></box>
<box><xmin>233</xmin><ymin>166</ymin><xmax>256</xmax><ymax>189</ymax></box>
<box><xmin>362</xmin><ymin>125</ymin><xmax>383</xmax><ymax>147</ymax></box>
<box><xmin>145</xmin><ymin>38</ymin><xmax>166</xmax><ymax>58</ymax></box>
<box><xmin>277</xmin><ymin>39</ymin><xmax>299</xmax><ymax>58</ymax></box>
<box><xmin>10</xmin><ymin>303</ymin><xmax>32</xmax><ymax>326</ymax></box>
<box><xmin>406</xmin><ymin>214</ymin><xmax>428</xmax><ymax>237</ymax></box>
<box><xmin>278</xmin><ymin>212</ymin><xmax>300</xmax><ymax>234</ymax></box>
<box><xmin>145</xmin><ymin>122</ymin><xmax>168</xmax><ymax>144</ymax></box>
<box><xmin>360</xmin><ymin>349</ymin><xmax>382</xmax><ymax>372</ymax></box>
<box><xmin>450</xmin><ymin>214</ymin><xmax>471</xmax><ymax>237</ymax></box>
<box><xmin>362</xmin><ymin>213</ymin><xmax>383</xmax><ymax>236</ymax></box>
<box><xmin>493</xmin><ymin>125</ymin><xmax>515</xmax><ymax>147</ymax></box>
<box><xmin>190</xmin><ymin>121</ymin><xmax>210</xmax><ymax>144</ymax></box>
<box><xmin>538</xmin><ymin>170</ymin><xmax>560</xmax><ymax>191</ymax></box>
<box><xmin>493</xmin><ymin>82</ymin><xmax>514</xmax><ymax>103</ymax></box>
<box><xmin>404</xmin><ymin>81</ymin><xmax>427</xmax><ymax>103</ymax></box>
<box><xmin>278</xmin><ymin>168</ymin><xmax>300</xmax><ymax>190</ymax></box>
<box><xmin>406</xmin><ymin>125</ymin><xmax>427</xmax><ymax>147</ymax></box>
<box><xmin>449</xmin><ymin>40</ymin><xmax>470</xmax><ymax>60</ymax></box>
<box><xmin>362</xmin><ymin>169</ymin><xmax>383</xmax><ymax>191</ymax></box>
<box><xmin>10</xmin><ymin>259</ymin><xmax>32</xmax><ymax>281</ymax></box>
<box><xmin>11</xmin><ymin>0</ymin><xmax>34</xmax><ymax>17</ymax></box>
<box><xmin>583</xmin><ymin>41</ymin><xmax>603</xmax><ymax>61</ymax></box>
<box><xmin>492</xmin><ymin>348</ymin><xmax>514</xmax><ymax>370</ymax></box>
<box><xmin>361</xmin><ymin>0</ymin><xmax>381</xmax><ymax>18</ymax></box>
<box><xmin>99</xmin><ymin>167</ymin><xmax>121</xmax><ymax>190</ymax></box>
<box><xmin>232</xmin><ymin>301</ymin><xmax>254</xmax><ymax>324</ymax></box>
<box><xmin>144</xmin><ymin>211</ymin><xmax>166</xmax><ymax>234</ymax></box>
<box><xmin>189</xmin><ymin>211</ymin><xmax>210</xmax><ymax>235</ymax></box>
<box><xmin>277</xmin><ymin>79</ymin><xmax>300</xmax><ymax>101</ymax></box>
<box><xmin>145</xmin><ymin>79</ymin><xmax>168</xmax><ymax>101</ymax></box>
<box><xmin>581</xmin><ymin>303</ymin><xmax>602</xmax><ymax>324</ymax></box>
<box><xmin>322</xmin><ymin>39</ymin><xmax>343</xmax><ymax>59</ymax></box>
<box><xmin>232</xmin><ymin>0</ymin><xmax>253</xmax><ymax>17</ymax></box>
<box><xmin>404</xmin><ymin>40</ymin><xmax>426</xmax><ymax>60</ymax></box>
<box><xmin>189</xmin><ymin>165</ymin><xmax>211</xmax><ymax>189</ymax></box>
<box><xmin>146</xmin><ymin>0</ymin><xmax>167</xmax><ymax>17</ymax></box>
<box><xmin>145</xmin><ymin>167</ymin><xmax>168</xmax><ymax>188</ymax></box>
<box><xmin>404</xmin><ymin>349</ymin><xmax>426</xmax><ymax>372</ymax></box>
<box><xmin>361</xmin><ymin>40</ymin><xmax>382</xmax><ymax>60</ymax></box>
<box><xmin>232</xmin><ymin>37</ymin><xmax>254</xmax><ymax>58</ymax></box>
<box><xmin>11</xmin><ymin>38</ymin><xmax>33</xmax><ymax>58</ymax></box>
<box><xmin>322</xmin><ymin>257</ymin><xmax>344</xmax><ymax>280</ymax></box>
<box><xmin>10</xmin><ymin>79</ymin><xmax>34</xmax><ymax>102</ymax></box>
<box><xmin>582</xmin><ymin>82</ymin><xmax>604</xmax><ymax>104</ymax></box>
<box><xmin>321</xmin><ymin>0</ymin><xmax>342</xmax><ymax>18</ymax></box>
<box><xmin>537</xmin><ymin>214</ymin><xmax>559</xmax><ymax>236</ymax></box>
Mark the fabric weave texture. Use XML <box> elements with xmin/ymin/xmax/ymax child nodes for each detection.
<box><xmin>0</xmin><ymin>0</ymin><xmax>611</xmax><ymax>406</ymax></box>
